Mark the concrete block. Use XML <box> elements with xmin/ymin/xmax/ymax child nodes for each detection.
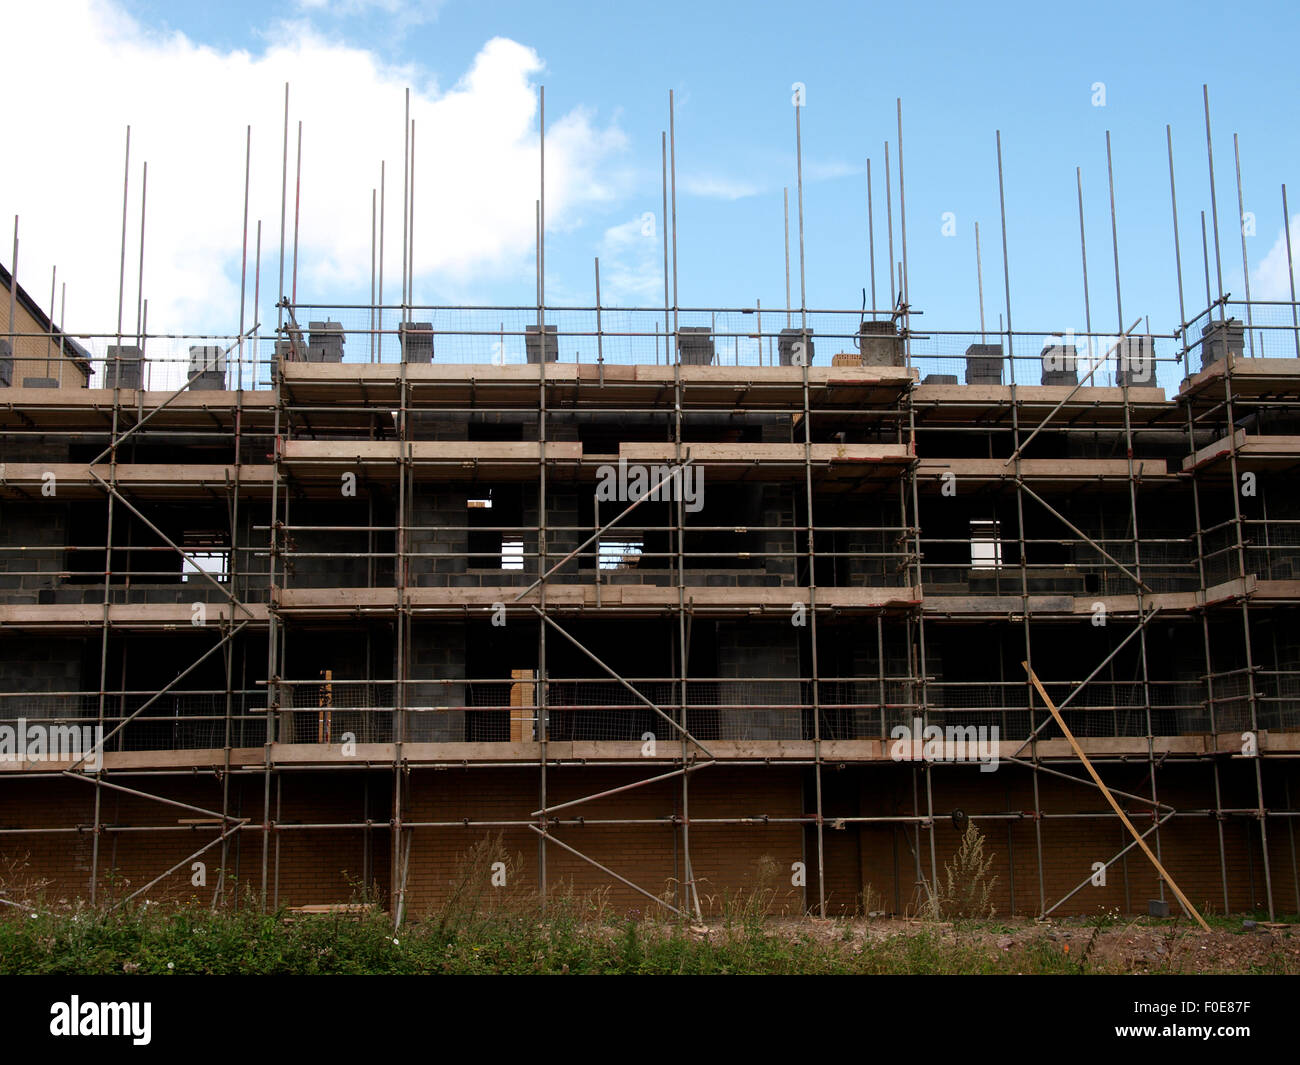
<box><xmin>923</xmin><ymin>373</ymin><xmax>958</xmax><ymax>385</ymax></box>
<box><xmin>188</xmin><ymin>345</ymin><xmax>226</xmax><ymax>390</ymax></box>
<box><xmin>307</xmin><ymin>321</ymin><xmax>345</xmax><ymax>363</ymax></box>
<box><xmin>104</xmin><ymin>345</ymin><xmax>143</xmax><ymax>389</ymax></box>
<box><xmin>1041</xmin><ymin>344</ymin><xmax>1078</xmax><ymax>386</ymax></box>
<box><xmin>1200</xmin><ymin>317</ymin><xmax>1244</xmax><ymax>371</ymax></box>
<box><xmin>274</xmin><ymin>325</ymin><xmax>308</xmax><ymax>367</ymax></box>
<box><xmin>399</xmin><ymin>322</ymin><xmax>434</xmax><ymax>363</ymax></box>
<box><xmin>858</xmin><ymin>320</ymin><xmax>902</xmax><ymax>367</ymax></box>
<box><xmin>407</xmin><ymin>709</ymin><xmax>466</xmax><ymax>742</ymax></box>
<box><xmin>1116</xmin><ymin>335</ymin><xmax>1157</xmax><ymax>388</ymax></box>
<box><xmin>778</xmin><ymin>328</ymin><xmax>814</xmax><ymax>366</ymax></box>
<box><xmin>525</xmin><ymin>324</ymin><xmax>558</xmax><ymax>364</ymax></box>
<box><xmin>676</xmin><ymin>326</ymin><xmax>714</xmax><ymax>366</ymax></box>
<box><xmin>964</xmin><ymin>343</ymin><xmax>1003</xmax><ymax>385</ymax></box>
<box><xmin>22</xmin><ymin>377</ymin><xmax>59</xmax><ymax>388</ymax></box>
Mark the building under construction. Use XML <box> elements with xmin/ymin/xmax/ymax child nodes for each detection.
<box><xmin>2</xmin><ymin>96</ymin><xmax>1300</xmax><ymax>923</ymax></box>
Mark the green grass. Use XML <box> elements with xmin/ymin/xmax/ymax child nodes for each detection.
<box><xmin>2</xmin><ymin>842</ymin><xmax>1293</xmax><ymax>975</ymax></box>
<box><xmin>1</xmin><ymin>901</ymin><xmax>1293</xmax><ymax>975</ymax></box>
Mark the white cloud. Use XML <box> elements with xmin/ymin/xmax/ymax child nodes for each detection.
<box><xmin>293</xmin><ymin>0</ymin><xmax>444</xmax><ymax>29</ymax></box>
<box><xmin>679</xmin><ymin>158</ymin><xmax>856</xmax><ymax>202</ymax></box>
<box><xmin>681</xmin><ymin>175</ymin><xmax>761</xmax><ymax>201</ymax></box>
<box><xmin>804</xmin><ymin>159</ymin><xmax>858</xmax><ymax>182</ymax></box>
<box><xmin>598</xmin><ymin>215</ymin><xmax>663</xmax><ymax>303</ymax></box>
<box><xmin>1252</xmin><ymin>214</ymin><xmax>1300</xmax><ymax>300</ymax></box>
<box><xmin>0</xmin><ymin>1</ymin><xmax>626</xmax><ymax>361</ymax></box>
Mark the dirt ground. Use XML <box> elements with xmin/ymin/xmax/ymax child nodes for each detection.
<box><xmin>733</xmin><ymin>915</ymin><xmax>1300</xmax><ymax>973</ymax></box>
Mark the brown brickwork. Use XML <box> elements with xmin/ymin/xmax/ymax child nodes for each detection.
<box><xmin>3</xmin><ymin>760</ymin><xmax>1295</xmax><ymax>918</ymax></box>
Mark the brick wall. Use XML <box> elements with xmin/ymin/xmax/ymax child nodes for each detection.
<box><xmin>0</xmin><ymin>293</ymin><xmax>89</xmax><ymax>389</ymax></box>
<box><xmin>2</xmin><ymin>761</ymin><xmax>1295</xmax><ymax>917</ymax></box>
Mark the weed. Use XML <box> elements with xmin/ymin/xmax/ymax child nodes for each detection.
<box><xmin>923</xmin><ymin>822</ymin><xmax>999</xmax><ymax>934</ymax></box>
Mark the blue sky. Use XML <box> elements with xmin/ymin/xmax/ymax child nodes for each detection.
<box><xmin>6</xmin><ymin>0</ymin><xmax>1299</xmax><ymax>365</ymax></box>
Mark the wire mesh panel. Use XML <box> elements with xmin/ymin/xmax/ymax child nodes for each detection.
<box><xmin>46</xmin><ymin>297</ymin><xmax>1293</xmax><ymax>387</ymax></box>
<box><xmin>288</xmin><ymin>305</ymin><xmax>901</xmax><ymax>369</ymax></box>
<box><xmin>1182</xmin><ymin>302</ymin><xmax>1300</xmax><ymax>365</ymax></box>
<box><xmin>909</xmin><ymin>330</ymin><xmax>1181</xmax><ymax>391</ymax></box>
<box><xmin>85</xmin><ymin>334</ymin><xmax>270</xmax><ymax>392</ymax></box>
<box><xmin>0</xmin><ymin>692</ymin><xmax>265</xmax><ymax>753</ymax></box>
<box><xmin>283</xmin><ymin>680</ymin><xmax>391</xmax><ymax>744</ymax></box>
<box><xmin>1209</xmin><ymin>671</ymin><xmax>1253</xmax><ymax>734</ymax></box>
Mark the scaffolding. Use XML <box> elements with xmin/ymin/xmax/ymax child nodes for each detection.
<box><xmin>1</xmin><ymin>88</ymin><xmax>1299</xmax><ymax>922</ymax></box>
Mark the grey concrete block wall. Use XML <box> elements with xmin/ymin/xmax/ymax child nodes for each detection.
<box><xmin>406</xmin><ymin>623</ymin><xmax>466</xmax><ymax>741</ymax></box>
<box><xmin>238</xmin><ymin>432</ymin><xmax>273</xmax><ymax>464</ymax></box>
<box><xmin>842</xmin><ymin>509</ymin><xmax>898</xmax><ymax>587</ymax></box>
<box><xmin>0</xmin><ymin>501</ymin><xmax>275</xmax><ymax>606</ymax></box>
<box><xmin>408</xmin><ymin>411</ymin><xmax>542</xmax><ymax>441</ymax></box>
<box><xmin>409</xmin><ymin>488</ymin><xmax>470</xmax><ymax>586</ymax></box>
<box><xmin>525</xmin><ymin>488</ymin><xmax>581</xmax><ymax>582</ymax></box>
<box><xmin>0</xmin><ymin>637</ymin><xmax>87</xmax><ymax>717</ymax></box>
<box><xmin>286</xmin><ymin>503</ymin><xmax>374</xmax><ymax>589</ymax></box>
<box><xmin>759</xmin><ymin>484</ymin><xmax>798</xmax><ymax>586</ymax></box>
<box><xmin>234</xmin><ymin>504</ymin><xmax>273</xmax><ymax>602</ymax></box>
<box><xmin>760</xmin><ymin>415</ymin><xmax>792</xmax><ymax>444</ymax></box>
<box><xmin>716</xmin><ymin>621</ymin><xmax>802</xmax><ymax>739</ymax></box>
<box><xmin>0</xmin><ymin>432</ymin><xmax>71</xmax><ymax>463</ymax></box>
<box><xmin>409</xmin><ymin>413</ymin><xmax>475</xmax><ymax>441</ymax></box>
<box><xmin>839</xmin><ymin>626</ymin><xmax>915</xmax><ymax>737</ymax></box>
<box><xmin>0</xmin><ymin>504</ymin><xmax>68</xmax><ymax>600</ymax></box>
<box><xmin>544</xmin><ymin>419</ymin><xmax>579</xmax><ymax>442</ymax></box>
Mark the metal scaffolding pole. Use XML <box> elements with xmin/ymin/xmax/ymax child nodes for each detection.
<box><xmin>1221</xmin><ymin>361</ymin><xmax>1275</xmax><ymax>920</ymax></box>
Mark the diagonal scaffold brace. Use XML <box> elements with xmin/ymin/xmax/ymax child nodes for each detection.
<box><xmin>1023</xmin><ymin>661</ymin><xmax>1210</xmax><ymax>931</ymax></box>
